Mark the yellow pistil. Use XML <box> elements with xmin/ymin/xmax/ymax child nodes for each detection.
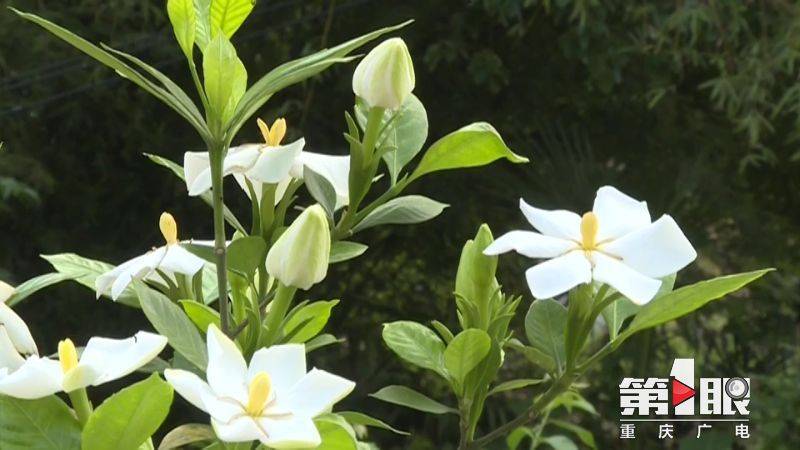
<box><xmin>257</xmin><ymin>118</ymin><xmax>287</xmax><ymax>147</ymax></box>
<box><xmin>580</xmin><ymin>212</ymin><xmax>599</xmax><ymax>250</ymax></box>
<box><xmin>159</xmin><ymin>212</ymin><xmax>179</xmax><ymax>245</ymax></box>
<box><xmin>58</xmin><ymin>338</ymin><xmax>79</xmax><ymax>374</ymax></box>
<box><xmin>246</xmin><ymin>372</ymin><xmax>272</xmax><ymax>416</ymax></box>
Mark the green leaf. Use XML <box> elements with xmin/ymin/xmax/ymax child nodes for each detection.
<box><xmin>11</xmin><ymin>9</ymin><xmax>209</xmax><ymax>139</ymax></box>
<box><xmin>338</xmin><ymin>411</ymin><xmax>409</xmax><ymax>436</ymax></box>
<box><xmin>304</xmin><ymin>166</ymin><xmax>337</xmax><ymax>217</ymax></box>
<box><xmin>430</xmin><ymin>320</ymin><xmax>454</xmax><ymax>344</ymax></box>
<box><xmin>506</xmin><ymin>427</ymin><xmax>534</xmax><ymax>450</ymax></box>
<box><xmin>564</xmin><ymin>285</ymin><xmax>593</xmax><ymax>368</ymax></box>
<box><xmin>454</xmin><ymin>224</ymin><xmax>498</xmax><ymax>321</ymax></box>
<box><xmin>282</xmin><ymin>300</ymin><xmax>339</xmax><ymax>343</ymax></box>
<box><xmin>82</xmin><ymin>374</ymin><xmax>174</xmax><ymax>450</ymax></box>
<box><xmin>329</xmin><ymin>241</ymin><xmax>368</xmax><ymax>264</ymax></box>
<box><xmin>158</xmin><ymin>424</ymin><xmax>215</xmax><ymax>449</ymax></box>
<box><xmin>145</xmin><ymin>153</ymin><xmax>245</xmax><ymax>234</ymax></box>
<box><xmin>42</xmin><ymin>253</ymin><xmax>139</xmax><ymax>307</ymax></box>
<box><xmin>193</xmin><ymin>0</ymin><xmax>212</xmax><ymax>50</ymax></box>
<box><xmin>614</xmin><ymin>269</ymin><xmax>772</xmax><ymax>347</ymax></box>
<box><xmin>369</xmin><ymin>386</ymin><xmax>457</xmax><ymax>415</ymax></box>
<box><xmin>443</xmin><ymin>329</ymin><xmax>491</xmax><ymax>388</ymax></box>
<box><xmin>203</xmin><ymin>32</ymin><xmax>247</xmax><ymax>126</ymax></box>
<box><xmin>230</xmin><ymin>20</ymin><xmax>412</xmax><ymax>137</ymax></box>
<box><xmin>314</xmin><ymin>415</ymin><xmax>358</xmax><ymax>450</ymax></box>
<box><xmin>507</xmin><ymin>338</ymin><xmax>556</xmax><ymax>373</ymax></box>
<box><xmin>305</xmin><ymin>333</ymin><xmax>344</xmax><ymax>353</ymax></box>
<box><xmin>601</xmin><ymin>296</ymin><xmax>639</xmax><ymax>341</ymax></box>
<box><xmin>487</xmin><ymin>378</ymin><xmax>544</xmax><ymax>397</ymax></box>
<box><xmin>550</xmin><ymin>420</ymin><xmax>597</xmax><ymax>449</ymax></box>
<box><xmin>381</xmin><ymin>321</ymin><xmax>447</xmax><ymax>377</ymax></box>
<box><xmin>353</xmin><ymin>195</ymin><xmax>448</xmax><ymax>232</ymax></box>
<box><xmin>167</xmin><ymin>0</ymin><xmax>196</xmax><ymax>58</ymax></box>
<box><xmin>179</xmin><ymin>300</ymin><xmax>221</xmax><ymax>332</ymax></box>
<box><xmin>524</xmin><ymin>299</ymin><xmax>567</xmax><ymax>373</ymax></box>
<box><xmin>542</xmin><ymin>435</ymin><xmax>578</xmax><ymax>450</ymax></box>
<box><xmin>356</xmin><ymin>94</ymin><xmax>428</xmax><ymax>183</ymax></box>
<box><xmin>547</xmin><ymin>391</ymin><xmax>597</xmax><ymax>415</ymax></box>
<box><xmin>4</xmin><ymin>273</ymin><xmax>71</xmax><ymax>307</ymax></box>
<box><xmin>0</xmin><ymin>395</ymin><xmax>81</xmax><ymax>450</ymax></box>
<box><xmin>226</xmin><ymin>236</ymin><xmax>267</xmax><ymax>279</ymax></box>
<box><xmin>136</xmin><ymin>285</ymin><xmax>208</xmax><ymax>370</ymax></box>
<box><xmin>410</xmin><ymin>122</ymin><xmax>527</xmax><ymax>180</ymax></box>
<box><xmin>210</xmin><ymin>0</ymin><xmax>254</xmax><ymax>39</ymax></box>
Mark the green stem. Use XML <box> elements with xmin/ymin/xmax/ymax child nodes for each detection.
<box><xmin>529</xmin><ymin>408</ymin><xmax>551</xmax><ymax>449</ymax></box>
<box><xmin>209</xmin><ymin>143</ymin><xmax>230</xmax><ymax>335</ymax></box>
<box><xmin>67</xmin><ymin>388</ymin><xmax>93</xmax><ymax>426</ymax></box>
<box><xmin>262</xmin><ymin>282</ymin><xmax>297</xmax><ymax>346</ymax></box>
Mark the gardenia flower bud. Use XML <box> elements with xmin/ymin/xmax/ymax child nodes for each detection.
<box><xmin>352</xmin><ymin>37</ymin><xmax>415</xmax><ymax>109</ymax></box>
<box><xmin>266</xmin><ymin>204</ymin><xmax>331</xmax><ymax>290</ymax></box>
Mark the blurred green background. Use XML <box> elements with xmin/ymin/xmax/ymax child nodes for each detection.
<box><xmin>1</xmin><ymin>1</ymin><xmax>798</xmax><ymax>449</ymax></box>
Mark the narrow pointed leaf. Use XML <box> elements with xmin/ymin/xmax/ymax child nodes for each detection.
<box><xmin>369</xmin><ymin>386</ymin><xmax>456</xmax><ymax>414</ymax></box>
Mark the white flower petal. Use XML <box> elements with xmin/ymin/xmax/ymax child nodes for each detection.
<box><xmin>223</xmin><ymin>145</ymin><xmax>262</xmax><ymax>174</ymax></box>
<box><xmin>248</xmin><ymin>344</ymin><xmax>307</xmax><ymax>395</ymax></box>
<box><xmin>206</xmin><ymin>325</ymin><xmax>249</xmax><ymax>403</ymax></box>
<box><xmin>79</xmin><ymin>331</ymin><xmax>168</xmax><ymax>385</ymax></box>
<box><xmin>0</xmin><ymin>280</ymin><xmax>14</xmax><ymax>303</ymax></box>
<box><xmin>0</xmin><ymin>356</ymin><xmax>63</xmax><ymax>399</ymax></box>
<box><xmin>592</xmin><ymin>186</ymin><xmax>651</xmax><ymax>241</ymax></box>
<box><xmin>184</xmin><ymin>151</ymin><xmax>212</xmax><ymax>196</ymax></box>
<box><xmin>160</xmin><ymin>246</ymin><xmax>206</xmax><ymax>276</ymax></box>
<box><xmin>260</xmin><ymin>416</ymin><xmax>321</xmax><ymax>449</ymax></box>
<box><xmin>246</xmin><ymin>139</ymin><xmax>305</xmax><ymax>184</ymax></box>
<box><xmin>592</xmin><ymin>253</ymin><xmax>662</xmax><ymax>305</ymax></box>
<box><xmin>212</xmin><ymin>416</ymin><xmax>264</xmax><ymax>443</ymax></box>
<box><xmin>62</xmin><ymin>364</ymin><xmax>102</xmax><ymax>392</ymax></box>
<box><xmin>484</xmin><ymin>230</ymin><xmax>576</xmax><ymax>259</ymax></box>
<box><xmin>524</xmin><ymin>251</ymin><xmax>592</xmax><ymax>299</ymax></box>
<box><xmin>97</xmin><ymin>250</ymin><xmax>164</xmax><ymax>300</ymax></box>
<box><xmin>519</xmin><ymin>199</ymin><xmax>581</xmax><ymax>241</ymax></box>
<box><xmin>601</xmin><ymin>215</ymin><xmax>697</xmax><ymax>278</ymax></box>
<box><xmin>279</xmin><ymin>368</ymin><xmax>355</xmax><ymax>417</ymax></box>
<box><xmin>201</xmin><ymin>390</ymin><xmax>246</xmax><ymax>423</ymax></box>
<box><xmin>298</xmin><ymin>152</ymin><xmax>351</xmax><ymax>209</ymax></box>
<box><xmin>164</xmin><ymin>368</ymin><xmax>214</xmax><ymax>413</ymax></box>
<box><xmin>0</xmin><ymin>327</ymin><xmax>26</xmax><ymax>370</ymax></box>
<box><xmin>0</xmin><ymin>303</ymin><xmax>38</xmax><ymax>355</ymax></box>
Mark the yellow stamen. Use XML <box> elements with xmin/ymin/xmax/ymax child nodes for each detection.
<box><xmin>257</xmin><ymin>117</ymin><xmax>287</xmax><ymax>147</ymax></box>
<box><xmin>246</xmin><ymin>372</ymin><xmax>272</xmax><ymax>416</ymax></box>
<box><xmin>159</xmin><ymin>212</ymin><xmax>179</xmax><ymax>245</ymax></box>
<box><xmin>58</xmin><ymin>339</ymin><xmax>79</xmax><ymax>374</ymax></box>
<box><xmin>580</xmin><ymin>212</ymin><xmax>599</xmax><ymax>250</ymax></box>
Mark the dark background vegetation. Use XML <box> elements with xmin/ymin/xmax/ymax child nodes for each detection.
<box><xmin>1</xmin><ymin>1</ymin><xmax>798</xmax><ymax>449</ymax></box>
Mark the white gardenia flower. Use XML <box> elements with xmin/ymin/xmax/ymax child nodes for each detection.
<box><xmin>485</xmin><ymin>186</ymin><xmax>697</xmax><ymax>304</ymax></box>
<box><xmin>0</xmin><ymin>331</ymin><xmax>167</xmax><ymax>399</ymax></box>
<box><xmin>352</xmin><ymin>38</ymin><xmax>416</xmax><ymax>109</ymax></box>
<box><xmin>96</xmin><ymin>212</ymin><xmax>206</xmax><ymax>300</ymax></box>
<box><xmin>0</xmin><ymin>286</ymin><xmax>38</xmax><ymax>356</ymax></box>
<box><xmin>165</xmin><ymin>325</ymin><xmax>354</xmax><ymax>449</ymax></box>
<box><xmin>184</xmin><ymin>118</ymin><xmax>350</xmax><ymax>209</ymax></box>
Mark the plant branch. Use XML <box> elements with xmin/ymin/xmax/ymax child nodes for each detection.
<box><xmin>209</xmin><ymin>143</ymin><xmax>230</xmax><ymax>335</ymax></box>
<box><xmin>468</xmin><ymin>374</ymin><xmax>574</xmax><ymax>449</ymax></box>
